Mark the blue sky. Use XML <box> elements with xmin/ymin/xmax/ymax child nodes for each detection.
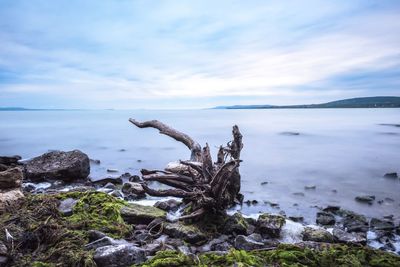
<box><xmin>0</xmin><ymin>0</ymin><xmax>399</xmax><ymax>109</ymax></box>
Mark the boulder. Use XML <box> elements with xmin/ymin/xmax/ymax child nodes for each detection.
<box><xmin>302</xmin><ymin>227</ymin><xmax>335</xmax><ymax>243</ymax></box>
<box><xmin>0</xmin><ymin>241</ymin><xmax>8</xmax><ymax>266</ymax></box>
<box><xmin>93</xmin><ymin>244</ymin><xmax>146</xmax><ymax>267</ymax></box>
<box><xmin>88</xmin><ymin>230</ymin><xmax>108</xmax><ymax>242</ymax></box>
<box><xmin>316</xmin><ymin>212</ymin><xmax>335</xmax><ymax>226</ymax></box>
<box><xmin>0</xmin><ymin>189</ymin><xmax>24</xmax><ymax>212</ymax></box>
<box><xmin>256</xmin><ymin>213</ymin><xmax>285</xmax><ymax>238</ymax></box>
<box><xmin>0</xmin><ymin>155</ymin><xmax>21</xmax><ymax>166</ymax></box>
<box><xmin>121</xmin><ymin>182</ymin><xmax>145</xmax><ymax>196</ymax></box>
<box><xmin>91</xmin><ymin>177</ymin><xmax>123</xmax><ymax>185</ymax></box>
<box><xmin>332</xmin><ymin>228</ymin><xmax>366</xmax><ymax>245</ymax></box>
<box><xmin>0</xmin><ymin>167</ymin><xmax>23</xmax><ymax>189</ymax></box>
<box><xmin>24</xmin><ymin>150</ymin><xmax>90</xmax><ymax>182</ymax></box>
<box><xmin>163</xmin><ymin>222</ymin><xmax>207</xmax><ymax>244</ymax></box>
<box><xmin>222</xmin><ymin>212</ymin><xmax>249</xmax><ymax>235</ymax></box>
<box><xmin>234</xmin><ymin>235</ymin><xmax>264</xmax><ymax>250</ymax></box>
<box><xmin>370</xmin><ymin>218</ymin><xmax>395</xmax><ymax>231</ymax></box>
<box><xmin>154</xmin><ymin>199</ymin><xmax>181</xmax><ymax>212</ymax></box>
<box><xmin>121</xmin><ymin>203</ymin><xmax>166</xmax><ymax>224</ymax></box>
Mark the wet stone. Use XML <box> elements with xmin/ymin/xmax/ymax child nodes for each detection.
<box><xmin>316</xmin><ymin>211</ymin><xmax>335</xmax><ymax>226</ymax></box>
<box><xmin>355</xmin><ymin>195</ymin><xmax>375</xmax><ymax>205</ymax></box>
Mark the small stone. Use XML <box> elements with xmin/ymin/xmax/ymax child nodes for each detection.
<box><xmin>293</xmin><ymin>192</ymin><xmax>305</xmax><ymax>197</ymax></box>
<box><xmin>103</xmin><ymin>183</ymin><xmax>116</xmax><ymax>189</ymax></box>
<box><xmin>58</xmin><ymin>198</ymin><xmax>78</xmax><ymax>216</ymax></box>
<box><xmin>121</xmin><ymin>182</ymin><xmax>145</xmax><ymax>196</ymax></box>
<box><xmin>0</xmin><ymin>167</ymin><xmax>23</xmax><ymax>189</ymax></box>
<box><xmin>288</xmin><ymin>216</ymin><xmax>304</xmax><ymax>223</ymax></box>
<box><xmin>88</xmin><ymin>230</ymin><xmax>107</xmax><ymax>242</ymax></box>
<box><xmin>107</xmin><ymin>169</ymin><xmax>119</xmax><ymax>173</ymax></box>
<box><xmin>154</xmin><ymin>199</ymin><xmax>181</xmax><ymax>212</ymax></box>
<box><xmin>110</xmin><ymin>190</ymin><xmax>123</xmax><ymax>198</ymax></box>
<box><xmin>304</xmin><ymin>185</ymin><xmax>316</xmax><ymax>190</ymax></box>
<box><xmin>90</xmin><ymin>159</ymin><xmax>101</xmax><ymax>165</ymax></box>
<box><xmin>163</xmin><ymin>223</ymin><xmax>207</xmax><ymax>244</ymax></box>
<box><xmin>370</xmin><ymin>218</ymin><xmax>395</xmax><ymax>231</ymax></box>
<box><xmin>355</xmin><ymin>195</ymin><xmax>375</xmax><ymax>205</ymax></box>
<box><xmin>383</xmin><ymin>172</ymin><xmax>398</xmax><ymax>179</ymax></box>
<box><xmin>129</xmin><ymin>175</ymin><xmax>141</xmax><ymax>182</ymax></box>
<box><xmin>260</xmin><ymin>181</ymin><xmax>268</xmax><ymax>185</ymax></box>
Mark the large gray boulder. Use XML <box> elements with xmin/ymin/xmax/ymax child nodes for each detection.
<box><xmin>24</xmin><ymin>150</ymin><xmax>90</xmax><ymax>181</ymax></box>
<box><xmin>0</xmin><ymin>167</ymin><xmax>23</xmax><ymax>189</ymax></box>
<box><xmin>93</xmin><ymin>244</ymin><xmax>145</xmax><ymax>267</ymax></box>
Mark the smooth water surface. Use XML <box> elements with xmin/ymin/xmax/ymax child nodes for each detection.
<box><xmin>1</xmin><ymin>109</ymin><xmax>399</xmax><ymax>222</ymax></box>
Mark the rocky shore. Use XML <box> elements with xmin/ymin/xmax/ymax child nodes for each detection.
<box><xmin>1</xmin><ymin>150</ymin><xmax>400</xmax><ymax>266</ymax></box>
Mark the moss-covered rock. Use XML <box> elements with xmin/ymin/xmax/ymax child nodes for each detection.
<box><xmin>163</xmin><ymin>222</ymin><xmax>208</xmax><ymax>245</ymax></box>
<box><xmin>302</xmin><ymin>227</ymin><xmax>335</xmax><ymax>243</ymax></box>
<box><xmin>121</xmin><ymin>203</ymin><xmax>166</xmax><ymax>224</ymax></box>
<box><xmin>222</xmin><ymin>212</ymin><xmax>249</xmax><ymax>235</ymax></box>
<box><xmin>64</xmin><ymin>191</ymin><xmax>132</xmax><ymax>238</ymax></box>
<box><xmin>256</xmin><ymin>213</ymin><xmax>286</xmax><ymax>238</ymax></box>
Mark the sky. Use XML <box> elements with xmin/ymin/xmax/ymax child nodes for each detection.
<box><xmin>0</xmin><ymin>0</ymin><xmax>399</xmax><ymax>109</ymax></box>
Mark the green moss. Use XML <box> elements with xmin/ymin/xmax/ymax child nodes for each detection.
<box><xmin>66</xmin><ymin>191</ymin><xmax>132</xmax><ymax>238</ymax></box>
<box><xmin>32</xmin><ymin>262</ymin><xmax>55</xmax><ymax>267</ymax></box>
<box><xmin>137</xmin><ymin>244</ymin><xmax>400</xmax><ymax>267</ymax></box>
<box><xmin>138</xmin><ymin>250</ymin><xmax>194</xmax><ymax>267</ymax></box>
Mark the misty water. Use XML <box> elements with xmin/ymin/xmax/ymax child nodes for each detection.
<box><xmin>1</xmin><ymin>109</ymin><xmax>399</xmax><ymax>224</ymax></box>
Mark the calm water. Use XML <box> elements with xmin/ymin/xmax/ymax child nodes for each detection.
<box><xmin>1</xmin><ymin>109</ymin><xmax>399</xmax><ymax>223</ymax></box>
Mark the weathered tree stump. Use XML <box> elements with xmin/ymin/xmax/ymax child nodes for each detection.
<box><xmin>129</xmin><ymin>119</ymin><xmax>243</xmax><ymax>220</ymax></box>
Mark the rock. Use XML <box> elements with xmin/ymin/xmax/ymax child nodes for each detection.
<box><xmin>0</xmin><ymin>189</ymin><xmax>24</xmax><ymax>212</ymax></box>
<box><xmin>340</xmin><ymin>210</ymin><xmax>369</xmax><ymax>233</ymax></box>
<box><xmin>256</xmin><ymin>213</ymin><xmax>285</xmax><ymax>238</ymax></box>
<box><xmin>213</xmin><ymin>241</ymin><xmax>232</xmax><ymax>251</ymax></box>
<box><xmin>107</xmin><ymin>169</ymin><xmax>119</xmax><ymax>173</ymax></box>
<box><xmin>0</xmin><ymin>167</ymin><xmax>23</xmax><ymax>189</ymax></box>
<box><xmin>293</xmin><ymin>192</ymin><xmax>305</xmax><ymax>197</ymax></box>
<box><xmin>322</xmin><ymin>205</ymin><xmax>341</xmax><ymax>213</ymax></box>
<box><xmin>0</xmin><ymin>155</ymin><xmax>21</xmax><ymax>166</ymax></box>
<box><xmin>0</xmin><ymin>165</ymin><xmax>7</xmax><ymax>172</ymax></box>
<box><xmin>143</xmin><ymin>242</ymin><xmax>164</xmax><ymax>255</ymax></box>
<box><xmin>332</xmin><ymin>228</ymin><xmax>366</xmax><ymax>245</ymax></box>
<box><xmin>0</xmin><ymin>241</ymin><xmax>7</xmax><ymax>266</ymax></box>
<box><xmin>280</xmin><ymin>132</ymin><xmax>300</xmax><ymax>136</ymax></box>
<box><xmin>370</xmin><ymin>218</ymin><xmax>395</xmax><ymax>231</ymax></box>
<box><xmin>304</xmin><ymin>185</ymin><xmax>316</xmax><ymax>190</ymax></box>
<box><xmin>121</xmin><ymin>203</ymin><xmax>166</xmax><ymax>224</ymax></box>
<box><xmin>128</xmin><ymin>175</ymin><xmax>141</xmax><ymax>182</ymax></box>
<box><xmin>163</xmin><ymin>222</ymin><xmax>207</xmax><ymax>244</ymax></box>
<box><xmin>90</xmin><ymin>159</ymin><xmax>101</xmax><ymax>165</ymax></box>
<box><xmin>302</xmin><ymin>227</ymin><xmax>334</xmax><ymax>243</ymax></box>
<box><xmin>24</xmin><ymin>150</ymin><xmax>90</xmax><ymax>182</ymax></box>
<box><xmin>288</xmin><ymin>216</ymin><xmax>304</xmax><ymax>223</ymax></box>
<box><xmin>103</xmin><ymin>182</ymin><xmax>116</xmax><ymax>189</ymax></box>
<box><xmin>316</xmin><ymin>212</ymin><xmax>335</xmax><ymax>226</ymax></box>
<box><xmin>154</xmin><ymin>199</ymin><xmax>181</xmax><ymax>212</ymax></box>
<box><xmin>261</xmin><ymin>181</ymin><xmax>268</xmax><ymax>185</ymax></box>
<box><xmin>383</xmin><ymin>172</ymin><xmax>398</xmax><ymax>179</ymax></box>
<box><xmin>91</xmin><ymin>177</ymin><xmax>123</xmax><ymax>185</ymax></box>
<box><xmin>264</xmin><ymin>201</ymin><xmax>279</xmax><ymax>208</ymax></box>
<box><xmin>58</xmin><ymin>198</ymin><xmax>78</xmax><ymax>216</ymax></box>
<box><xmin>121</xmin><ymin>182</ymin><xmax>145</xmax><ymax>196</ymax></box>
<box><xmin>234</xmin><ymin>235</ymin><xmax>264</xmax><ymax>250</ymax></box>
<box><xmin>88</xmin><ymin>230</ymin><xmax>107</xmax><ymax>242</ymax></box>
<box><xmin>110</xmin><ymin>190</ymin><xmax>123</xmax><ymax>198</ymax></box>
<box><xmin>355</xmin><ymin>195</ymin><xmax>375</xmax><ymax>205</ymax></box>
<box><xmin>222</xmin><ymin>212</ymin><xmax>249</xmax><ymax>235</ymax></box>
<box><xmin>93</xmin><ymin>244</ymin><xmax>146</xmax><ymax>267</ymax></box>
<box><xmin>85</xmin><ymin>236</ymin><xmax>127</xmax><ymax>250</ymax></box>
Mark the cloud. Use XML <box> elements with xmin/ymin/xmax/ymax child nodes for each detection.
<box><xmin>0</xmin><ymin>0</ymin><xmax>399</xmax><ymax>108</ymax></box>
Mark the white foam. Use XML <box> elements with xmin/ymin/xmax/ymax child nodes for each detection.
<box><xmin>279</xmin><ymin>220</ymin><xmax>305</xmax><ymax>243</ymax></box>
<box><xmin>24</xmin><ymin>182</ymin><xmax>52</xmax><ymax>190</ymax></box>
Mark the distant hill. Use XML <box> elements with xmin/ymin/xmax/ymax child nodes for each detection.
<box><xmin>0</xmin><ymin>107</ymin><xmax>31</xmax><ymax>111</ymax></box>
<box><xmin>214</xmin><ymin>96</ymin><xmax>400</xmax><ymax>109</ymax></box>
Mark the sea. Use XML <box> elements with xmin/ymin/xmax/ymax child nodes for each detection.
<box><xmin>1</xmin><ymin>108</ymin><xmax>399</xmax><ymax>224</ymax></box>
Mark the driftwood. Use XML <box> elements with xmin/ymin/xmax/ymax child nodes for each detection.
<box><xmin>129</xmin><ymin>118</ymin><xmax>243</xmax><ymax>220</ymax></box>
